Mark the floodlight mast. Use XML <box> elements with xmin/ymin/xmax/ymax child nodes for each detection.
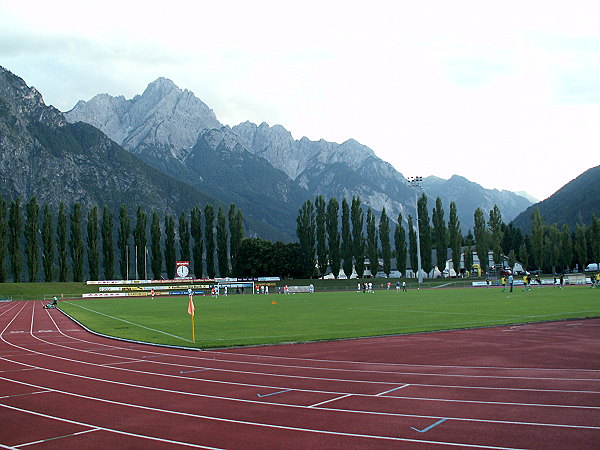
<box><xmin>408</xmin><ymin>176</ymin><xmax>423</xmax><ymax>287</ymax></box>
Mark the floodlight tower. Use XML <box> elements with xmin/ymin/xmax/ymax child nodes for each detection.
<box><xmin>408</xmin><ymin>176</ymin><xmax>423</xmax><ymax>286</ymax></box>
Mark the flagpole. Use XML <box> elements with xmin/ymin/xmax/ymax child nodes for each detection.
<box><xmin>191</xmin><ymin>311</ymin><xmax>195</xmax><ymax>342</ymax></box>
<box><xmin>188</xmin><ymin>293</ymin><xmax>196</xmax><ymax>343</ymax></box>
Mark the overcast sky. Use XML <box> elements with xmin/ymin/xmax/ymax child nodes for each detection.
<box><xmin>2</xmin><ymin>0</ymin><xmax>600</xmax><ymax>201</ymax></box>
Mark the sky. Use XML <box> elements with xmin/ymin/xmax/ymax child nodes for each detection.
<box><xmin>2</xmin><ymin>0</ymin><xmax>600</xmax><ymax>202</ymax></box>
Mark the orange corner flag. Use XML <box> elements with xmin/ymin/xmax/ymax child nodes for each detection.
<box><xmin>188</xmin><ymin>296</ymin><xmax>195</xmax><ymax>343</ymax></box>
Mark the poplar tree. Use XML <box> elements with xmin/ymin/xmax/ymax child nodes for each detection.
<box><xmin>326</xmin><ymin>197</ymin><xmax>340</xmax><ymax>279</ymax></box>
<box><xmin>87</xmin><ymin>205</ymin><xmax>99</xmax><ymax>281</ymax></box>
<box><xmin>559</xmin><ymin>225</ymin><xmax>573</xmax><ymax>271</ymax></box>
<box><xmin>101</xmin><ymin>206</ymin><xmax>114</xmax><ymax>281</ymax></box>
<box><xmin>190</xmin><ymin>206</ymin><xmax>203</xmax><ymax>278</ymax></box>
<box><xmin>204</xmin><ymin>204</ymin><xmax>215</xmax><ymax>279</ymax></box>
<box><xmin>42</xmin><ymin>203</ymin><xmax>54</xmax><ymax>282</ymax></box>
<box><xmin>574</xmin><ymin>224</ymin><xmax>588</xmax><ymax>271</ymax></box>
<box><xmin>507</xmin><ymin>249</ymin><xmax>516</xmax><ymax>270</ymax></box>
<box><xmin>518</xmin><ymin>241</ymin><xmax>529</xmax><ymax>271</ymax></box>
<box><xmin>150</xmin><ymin>211</ymin><xmax>162</xmax><ymax>279</ymax></box>
<box><xmin>296</xmin><ymin>199</ymin><xmax>315</xmax><ymax>278</ymax></box>
<box><xmin>351</xmin><ymin>196</ymin><xmax>365</xmax><ymax>278</ymax></box>
<box><xmin>57</xmin><ymin>202</ymin><xmax>68</xmax><ymax>282</ymax></box>
<box><xmin>473</xmin><ymin>207</ymin><xmax>489</xmax><ymax>274</ymax></box>
<box><xmin>164</xmin><ymin>214</ymin><xmax>176</xmax><ymax>279</ymax></box>
<box><xmin>69</xmin><ymin>203</ymin><xmax>84</xmax><ymax>282</ymax></box>
<box><xmin>488</xmin><ymin>204</ymin><xmax>504</xmax><ymax>268</ymax></box>
<box><xmin>133</xmin><ymin>206</ymin><xmax>147</xmax><ymax>279</ymax></box>
<box><xmin>417</xmin><ymin>193</ymin><xmax>432</xmax><ymax>275</ymax></box>
<box><xmin>545</xmin><ymin>224</ymin><xmax>561</xmax><ymax>274</ymax></box>
<box><xmin>379</xmin><ymin>207</ymin><xmax>391</xmax><ymax>276</ymax></box>
<box><xmin>9</xmin><ymin>198</ymin><xmax>23</xmax><ymax>282</ymax></box>
<box><xmin>117</xmin><ymin>204</ymin><xmax>130</xmax><ymax>280</ymax></box>
<box><xmin>178</xmin><ymin>210</ymin><xmax>190</xmax><ymax>262</ymax></box>
<box><xmin>464</xmin><ymin>245</ymin><xmax>474</xmax><ymax>275</ymax></box>
<box><xmin>0</xmin><ymin>196</ymin><xmax>6</xmax><ymax>282</ymax></box>
<box><xmin>589</xmin><ymin>216</ymin><xmax>600</xmax><ymax>268</ymax></box>
<box><xmin>366</xmin><ymin>208</ymin><xmax>378</xmax><ymax>276</ymax></box>
<box><xmin>394</xmin><ymin>212</ymin><xmax>407</xmax><ymax>276</ymax></box>
<box><xmin>432</xmin><ymin>197</ymin><xmax>447</xmax><ymax>274</ymax></box>
<box><xmin>408</xmin><ymin>215</ymin><xmax>417</xmax><ymax>274</ymax></box>
<box><xmin>315</xmin><ymin>195</ymin><xmax>327</xmax><ymax>276</ymax></box>
<box><xmin>228</xmin><ymin>204</ymin><xmax>244</xmax><ymax>276</ymax></box>
<box><xmin>448</xmin><ymin>201</ymin><xmax>461</xmax><ymax>276</ymax></box>
<box><xmin>24</xmin><ymin>197</ymin><xmax>39</xmax><ymax>282</ymax></box>
<box><xmin>531</xmin><ymin>207</ymin><xmax>544</xmax><ymax>271</ymax></box>
<box><xmin>216</xmin><ymin>207</ymin><xmax>229</xmax><ymax>277</ymax></box>
<box><xmin>341</xmin><ymin>198</ymin><xmax>353</xmax><ymax>279</ymax></box>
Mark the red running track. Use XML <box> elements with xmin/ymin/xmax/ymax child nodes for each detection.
<box><xmin>0</xmin><ymin>300</ymin><xmax>599</xmax><ymax>449</ymax></box>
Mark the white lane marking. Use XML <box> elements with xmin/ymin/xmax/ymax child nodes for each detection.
<box><xmin>0</xmin><ymin>403</ymin><xmax>220</xmax><ymax>449</ymax></box>
<box><xmin>15</xmin><ymin>427</ymin><xmax>101</xmax><ymax>448</ymax></box>
<box><xmin>376</xmin><ymin>384</ymin><xmax>410</xmax><ymax>396</ymax></box>
<box><xmin>0</xmin><ymin>303</ymin><xmax>597</xmax><ymax>437</ymax></box>
<box><xmin>308</xmin><ymin>394</ymin><xmax>353</xmax><ymax>408</ymax></box>
<box><xmin>0</xmin><ymin>382</ymin><xmax>533</xmax><ymax>449</ymax></box>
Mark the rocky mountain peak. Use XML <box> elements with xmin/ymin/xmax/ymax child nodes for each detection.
<box><xmin>0</xmin><ymin>66</ymin><xmax>66</xmax><ymax>128</ymax></box>
<box><xmin>66</xmin><ymin>78</ymin><xmax>221</xmax><ymax>160</ymax></box>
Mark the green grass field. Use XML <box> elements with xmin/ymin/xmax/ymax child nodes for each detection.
<box><xmin>57</xmin><ymin>286</ymin><xmax>600</xmax><ymax>349</ymax></box>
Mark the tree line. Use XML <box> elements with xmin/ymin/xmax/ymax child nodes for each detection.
<box><xmin>0</xmin><ymin>196</ymin><xmax>244</xmax><ymax>282</ymax></box>
<box><xmin>1</xmin><ymin>194</ymin><xmax>598</xmax><ymax>283</ymax></box>
<box><xmin>295</xmin><ymin>195</ymin><xmax>600</xmax><ymax>279</ymax></box>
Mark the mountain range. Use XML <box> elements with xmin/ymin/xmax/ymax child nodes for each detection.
<box><xmin>64</xmin><ymin>76</ymin><xmax>533</xmax><ymax>237</ymax></box>
<box><xmin>0</xmin><ymin>68</ymin><xmax>211</xmax><ymax>214</ymax></box>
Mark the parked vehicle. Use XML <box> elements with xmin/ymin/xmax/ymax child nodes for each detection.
<box><xmin>585</xmin><ymin>263</ymin><xmax>599</xmax><ymax>272</ymax></box>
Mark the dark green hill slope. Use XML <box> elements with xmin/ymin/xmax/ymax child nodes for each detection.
<box><xmin>511</xmin><ymin>165</ymin><xmax>600</xmax><ymax>230</ymax></box>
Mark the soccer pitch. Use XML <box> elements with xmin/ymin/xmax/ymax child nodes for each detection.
<box><xmin>58</xmin><ymin>286</ymin><xmax>600</xmax><ymax>349</ymax></box>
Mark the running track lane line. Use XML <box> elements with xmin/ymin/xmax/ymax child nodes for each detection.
<box><xmin>411</xmin><ymin>418</ymin><xmax>449</xmax><ymax>433</ymax></box>
<box><xmin>48</xmin><ymin>303</ymin><xmax>600</xmax><ymax>378</ymax></box>
<box><xmin>25</xmin><ymin>312</ymin><xmax>600</xmax><ymax>405</ymax></box>
<box><xmin>6</xmin><ymin>308</ymin><xmax>600</xmax><ymax>416</ymax></box>
<box><xmin>1</xmin><ymin>367</ymin><xmax>599</xmax><ymax>432</ymax></box>
<box><xmin>41</xmin><ymin>304</ymin><xmax>600</xmax><ymax>388</ymax></box>
<box><xmin>308</xmin><ymin>394</ymin><xmax>353</xmax><ymax>408</ymax></box>
<box><xmin>3</xmin><ymin>304</ymin><xmax>600</xmax><ymax>448</ymax></box>
<box><xmin>15</xmin><ymin>427</ymin><xmax>101</xmax><ymax>447</ymax></box>
<box><xmin>0</xmin><ymin>381</ymin><xmax>522</xmax><ymax>450</ymax></box>
<box><xmin>26</xmin><ymin>319</ymin><xmax>600</xmax><ymax>395</ymax></box>
<box><xmin>7</xmin><ymin>336</ymin><xmax>600</xmax><ymax>412</ymax></box>
<box><xmin>257</xmin><ymin>388</ymin><xmax>293</xmax><ymax>398</ymax></box>
<box><xmin>35</xmin><ymin>314</ymin><xmax>600</xmax><ymax>396</ymax></box>
<box><xmin>6</xmin><ymin>305</ymin><xmax>600</xmax><ymax>430</ymax></box>
<box><xmin>0</xmin><ymin>403</ymin><xmax>221</xmax><ymax>449</ymax></box>
<box><xmin>376</xmin><ymin>384</ymin><xmax>410</xmax><ymax>396</ymax></box>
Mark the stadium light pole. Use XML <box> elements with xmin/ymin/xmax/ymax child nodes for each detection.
<box><xmin>408</xmin><ymin>176</ymin><xmax>423</xmax><ymax>287</ymax></box>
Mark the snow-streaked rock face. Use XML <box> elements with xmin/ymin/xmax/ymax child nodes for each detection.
<box><xmin>66</xmin><ymin>77</ymin><xmax>221</xmax><ymax>160</ymax></box>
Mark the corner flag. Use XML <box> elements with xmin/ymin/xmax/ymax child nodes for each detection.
<box><xmin>188</xmin><ymin>296</ymin><xmax>195</xmax><ymax>316</ymax></box>
<box><xmin>187</xmin><ymin>296</ymin><xmax>195</xmax><ymax>342</ymax></box>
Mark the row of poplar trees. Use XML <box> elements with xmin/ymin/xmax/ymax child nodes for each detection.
<box><xmin>0</xmin><ymin>196</ymin><xmax>244</xmax><ymax>282</ymax></box>
<box><xmin>296</xmin><ymin>194</ymin><xmax>600</xmax><ymax>279</ymax></box>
